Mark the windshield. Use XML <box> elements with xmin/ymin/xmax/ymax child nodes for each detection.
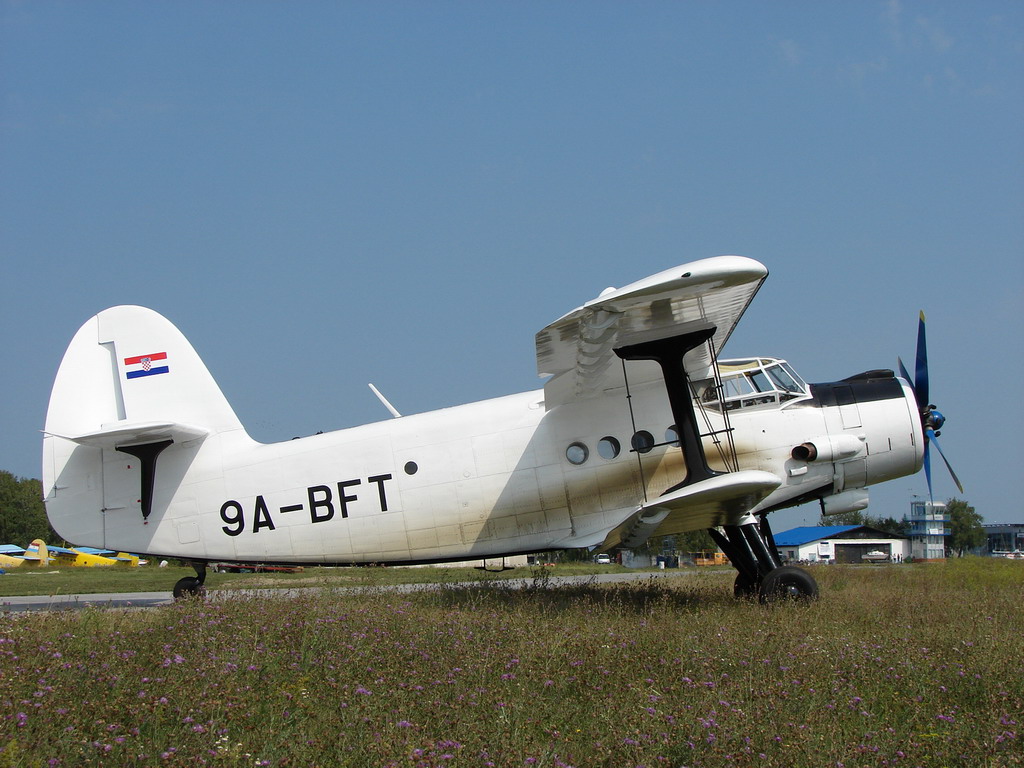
<box><xmin>695</xmin><ymin>358</ymin><xmax>809</xmax><ymax>412</ymax></box>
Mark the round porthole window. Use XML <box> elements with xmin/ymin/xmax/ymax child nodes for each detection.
<box><xmin>566</xmin><ymin>442</ymin><xmax>589</xmax><ymax>465</ymax></box>
<box><xmin>631</xmin><ymin>430</ymin><xmax>655</xmax><ymax>454</ymax></box>
<box><xmin>597</xmin><ymin>436</ymin><xmax>620</xmax><ymax>460</ymax></box>
<box><xmin>665</xmin><ymin>425</ymin><xmax>679</xmax><ymax>447</ymax></box>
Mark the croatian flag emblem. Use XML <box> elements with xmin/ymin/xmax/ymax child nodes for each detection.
<box><xmin>124</xmin><ymin>352</ymin><xmax>170</xmax><ymax>379</ymax></box>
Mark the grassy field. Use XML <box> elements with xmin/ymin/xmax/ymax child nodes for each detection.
<box><xmin>1</xmin><ymin>559</ymin><xmax>1021</xmax><ymax>767</ymax></box>
<box><xmin>0</xmin><ymin>562</ymin><xmax>631</xmax><ymax>598</ymax></box>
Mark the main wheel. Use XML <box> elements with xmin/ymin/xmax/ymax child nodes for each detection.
<box><xmin>172</xmin><ymin>576</ymin><xmax>206</xmax><ymax>600</ymax></box>
<box><xmin>733</xmin><ymin>571</ymin><xmax>760</xmax><ymax>599</ymax></box>
<box><xmin>760</xmin><ymin>566</ymin><xmax>818</xmax><ymax>602</ymax></box>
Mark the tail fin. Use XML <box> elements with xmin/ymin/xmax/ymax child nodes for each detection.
<box><xmin>44</xmin><ymin>306</ymin><xmax>244</xmax><ymax>442</ymax></box>
<box><xmin>43</xmin><ymin>306</ymin><xmax>248</xmax><ymax>546</ymax></box>
<box><xmin>23</xmin><ymin>539</ymin><xmax>50</xmax><ymax>564</ymax></box>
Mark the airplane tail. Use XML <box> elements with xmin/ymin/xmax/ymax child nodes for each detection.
<box><xmin>23</xmin><ymin>539</ymin><xmax>50</xmax><ymax>564</ymax></box>
<box><xmin>114</xmin><ymin>552</ymin><xmax>141</xmax><ymax>567</ymax></box>
<box><xmin>44</xmin><ymin>305</ymin><xmax>245</xmax><ymax>442</ymax></box>
<box><xmin>42</xmin><ymin>306</ymin><xmax>250</xmax><ymax>547</ymax></box>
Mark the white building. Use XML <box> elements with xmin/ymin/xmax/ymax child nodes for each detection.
<box><xmin>773</xmin><ymin>525</ymin><xmax>910</xmax><ymax>564</ymax></box>
<box><xmin>905</xmin><ymin>500</ymin><xmax>948</xmax><ymax>561</ymax></box>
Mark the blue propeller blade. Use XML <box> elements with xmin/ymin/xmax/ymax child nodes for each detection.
<box><xmin>915</xmin><ymin>311</ymin><xmax>929</xmax><ymax>408</ymax></box>
<box><xmin>923</xmin><ymin>442</ymin><xmax>933</xmax><ymax>502</ymax></box>
<box><xmin>927</xmin><ymin>429</ymin><xmax>964</xmax><ymax>494</ymax></box>
<box><xmin>898</xmin><ymin>356</ymin><xmax>916</xmax><ymax>401</ymax></box>
<box><xmin>903</xmin><ymin>311</ymin><xmax>962</xmax><ymax>501</ymax></box>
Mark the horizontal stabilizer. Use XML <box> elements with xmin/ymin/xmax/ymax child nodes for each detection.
<box><xmin>53</xmin><ymin>420</ymin><xmax>210</xmax><ymax>450</ymax></box>
<box><xmin>602</xmin><ymin>470</ymin><xmax>781</xmax><ymax>550</ymax></box>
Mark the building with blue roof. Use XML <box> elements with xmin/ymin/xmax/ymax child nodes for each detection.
<box><xmin>774</xmin><ymin>525</ymin><xmax>909</xmax><ymax>564</ymax></box>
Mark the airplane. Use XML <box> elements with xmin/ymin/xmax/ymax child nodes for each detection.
<box><xmin>0</xmin><ymin>539</ymin><xmax>52</xmax><ymax>568</ymax></box>
<box><xmin>46</xmin><ymin>545</ymin><xmax>142</xmax><ymax>567</ymax></box>
<box><xmin>0</xmin><ymin>541</ymin><xmax>141</xmax><ymax>569</ymax></box>
<box><xmin>40</xmin><ymin>255</ymin><xmax>959</xmax><ymax>601</ymax></box>
<box><xmin>0</xmin><ymin>544</ymin><xmax>29</xmax><ymax>569</ymax></box>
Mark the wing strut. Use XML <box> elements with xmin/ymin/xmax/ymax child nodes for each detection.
<box><xmin>615</xmin><ymin>326</ymin><xmax>720</xmax><ymax>490</ymax></box>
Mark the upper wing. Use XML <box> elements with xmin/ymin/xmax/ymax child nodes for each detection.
<box><xmin>535</xmin><ymin>255</ymin><xmax>768</xmax><ymax>408</ymax></box>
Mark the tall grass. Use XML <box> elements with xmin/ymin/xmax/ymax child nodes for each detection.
<box><xmin>0</xmin><ymin>562</ymin><xmax>633</xmax><ymax>598</ymax></box>
<box><xmin>1</xmin><ymin>560</ymin><xmax>1021</xmax><ymax>767</ymax></box>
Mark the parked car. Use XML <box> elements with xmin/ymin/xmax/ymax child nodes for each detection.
<box><xmin>595</xmin><ymin>553</ymin><xmax>612</xmax><ymax>564</ymax></box>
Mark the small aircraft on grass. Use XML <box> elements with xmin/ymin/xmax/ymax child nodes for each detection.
<box><xmin>0</xmin><ymin>540</ymin><xmax>52</xmax><ymax>568</ymax></box>
<box><xmin>41</xmin><ymin>256</ymin><xmax>959</xmax><ymax>600</ymax></box>
<box><xmin>47</xmin><ymin>545</ymin><xmax>143</xmax><ymax>567</ymax></box>
<box><xmin>0</xmin><ymin>541</ymin><xmax>142</xmax><ymax>568</ymax></box>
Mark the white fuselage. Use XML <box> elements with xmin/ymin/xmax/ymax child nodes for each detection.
<box><xmin>45</xmin><ymin>367</ymin><xmax>923</xmax><ymax>564</ymax></box>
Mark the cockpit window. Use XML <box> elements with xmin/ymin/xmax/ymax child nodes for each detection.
<box><xmin>781</xmin><ymin>362</ymin><xmax>807</xmax><ymax>391</ymax></box>
<box><xmin>697</xmin><ymin>357</ymin><xmax>809</xmax><ymax>412</ymax></box>
<box><xmin>750</xmin><ymin>370</ymin><xmax>773</xmax><ymax>393</ymax></box>
<box><xmin>722</xmin><ymin>375</ymin><xmax>754</xmax><ymax>399</ymax></box>
<box><xmin>767</xmin><ymin>363</ymin><xmax>802</xmax><ymax>393</ymax></box>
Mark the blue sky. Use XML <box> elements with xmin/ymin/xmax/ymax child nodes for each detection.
<box><xmin>2</xmin><ymin>1</ymin><xmax>1022</xmax><ymax>532</ymax></box>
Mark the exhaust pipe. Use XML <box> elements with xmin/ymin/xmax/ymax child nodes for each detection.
<box><xmin>792</xmin><ymin>434</ymin><xmax>865</xmax><ymax>463</ymax></box>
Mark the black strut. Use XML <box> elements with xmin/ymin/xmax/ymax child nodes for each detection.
<box><xmin>615</xmin><ymin>327</ymin><xmax>720</xmax><ymax>489</ymax></box>
<box><xmin>116</xmin><ymin>440</ymin><xmax>173</xmax><ymax>521</ymax></box>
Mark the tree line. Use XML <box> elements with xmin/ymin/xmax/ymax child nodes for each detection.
<box><xmin>0</xmin><ymin>470</ymin><xmax>60</xmax><ymax>545</ymax></box>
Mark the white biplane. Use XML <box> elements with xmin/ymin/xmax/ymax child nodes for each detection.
<box><xmin>41</xmin><ymin>256</ymin><xmax>958</xmax><ymax>600</ymax></box>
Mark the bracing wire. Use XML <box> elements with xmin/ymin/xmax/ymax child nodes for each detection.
<box><xmin>620</xmin><ymin>358</ymin><xmax>649</xmax><ymax>503</ymax></box>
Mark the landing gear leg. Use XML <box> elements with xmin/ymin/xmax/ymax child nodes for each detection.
<box><xmin>709</xmin><ymin>517</ymin><xmax>818</xmax><ymax>602</ymax></box>
<box><xmin>172</xmin><ymin>561</ymin><xmax>207</xmax><ymax>600</ymax></box>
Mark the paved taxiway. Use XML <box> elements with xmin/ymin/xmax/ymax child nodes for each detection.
<box><xmin>1</xmin><ymin>569</ymin><xmax>703</xmax><ymax>613</ymax></box>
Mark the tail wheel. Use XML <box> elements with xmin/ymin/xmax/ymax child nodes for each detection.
<box><xmin>172</xmin><ymin>576</ymin><xmax>206</xmax><ymax>600</ymax></box>
<box><xmin>760</xmin><ymin>566</ymin><xmax>818</xmax><ymax>602</ymax></box>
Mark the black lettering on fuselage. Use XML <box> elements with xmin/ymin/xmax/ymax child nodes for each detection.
<box><xmin>368</xmin><ymin>473</ymin><xmax>393</xmax><ymax>512</ymax></box>
<box><xmin>252</xmin><ymin>495</ymin><xmax>276</xmax><ymax>533</ymax></box>
<box><xmin>221</xmin><ymin>500</ymin><xmax>244</xmax><ymax>536</ymax></box>
<box><xmin>218</xmin><ymin>473</ymin><xmax>395</xmax><ymax>536</ymax></box>
<box><xmin>308</xmin><ymin>484</ymin><xmax>334</xmax><ymax>523</ymax></box>
<box><xmin>337</xmin><ymin>479</ymin><xmax>360</xmax><ymax>518</ymax></box>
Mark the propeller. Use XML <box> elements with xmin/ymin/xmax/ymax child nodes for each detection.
<box><xmin>898</xmin><ymin>311</ymin><xmax>963</xmax><ymax>502</ymax></box>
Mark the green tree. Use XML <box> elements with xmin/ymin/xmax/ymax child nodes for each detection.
<box><xmin>816</xmin><ymin>508</ymin><xmax>865</xmax><ymax>527</ymax></box>
<box><xmin>814</xmin><ymin>509</ymin><xmax>909</xmax><ymax>536</ymax></box>
<box><xmin>945</xmin><ymin>497</ymin><xmax>984</xmax><ymax>557</ymax></box>
<box><xmin>676</xmin><ymin>529</ymin><xmax>715</xmax><ymax>554</ymax></box>
<box><xmin>0</xmin><ymin>471</ymin><xmax>59</xmax><ymax>545</ymax></box>
<box><xmin>866</xmin><ymin>515</ymin><xmax>910</xmax><ymax>536</ymax></box>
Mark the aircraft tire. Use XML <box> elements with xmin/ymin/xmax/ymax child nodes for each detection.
<box><xmin>172</xmin><ymin>576</ymin><xmax>206</xmax><ymax>600</ymax></box>
<box><xmin>733</xmin><ymin>571</ymin><xmax>760</xmax><ymax>599</ymax></box>
<box><xmin>760</xmin><ymin>566</ymin><xmax>818</xmax><ymax>602</ymax></box>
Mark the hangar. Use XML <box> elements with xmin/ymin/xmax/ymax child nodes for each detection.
<box><xmin>983</xmin><ymin>523</ymin><xmax>1024</xmax><ymax>557</ymax></box>
<box><xmin>773</xmin><ymin>525</ymin><xmax>909</xmax><ymax>564</ymax></box>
